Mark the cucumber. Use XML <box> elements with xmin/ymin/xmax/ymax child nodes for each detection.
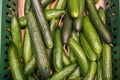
<box><xmin>53</xmin><ymin>28</ymin><xmax>63</xmax><ymax>72</ymax></box>
<box><xmin>8</xmin><ymin>43</ymin><xmax>26</xmax><ymax>80</ymax></box>
<box><xmin>44</xmin><ymin>9</ymin><xmax>65</xmax><ymax>20</ymax></box>
<box><xmin>101</xmin><ymin>42</ymin><xmax>112</xmax><ymax>80</ymax></box>
<box><xmin>63</xmin><ymin>50</ymin><xmax>71</xmax><ymax>66</ymax></box>
<box><xmin>41</xmin><ymin>0</ymin><xmax>52</xmax><ymax>8</ymax></box>
<box><xmin>86</xmin><ymin>0</ymin><xmax>112</xmax><ymax>43</ymax></box>
<box><xmin>97</xmin><ymin>61</ymin><xmax>102</xmax><ymax>80</ymax></box>
<box><xmin>68</xmin><ymin>0</ymin><xmax>79</xmax><ymax>18</ymax></box>
<box><xmin>55</xmin><ymin>0</ymin><xmax>67</xmax><ymax>10</ymax></box>
<box><xmin>61</xmin><ymin>12</ymin><xmax>72</xmax><ymax>44</ymax></box>
<box><xmin>73</xmin><ymin>0</ymin><xmax>85</xmax><ymax>31</ymax></box>
<box><xmin>24</xmin><ymin>54</ymin><xmax>36</xmax><ymax>75</ymax></box>
<box><xmin>24</xmin><ymin>0</ymin><xmax>31</xmax><ymax>14</ymax></box>
<box><xmin>83</xmin><ymin>62</ymin><xmax>97</xmax><ymax>80</ymax></box>
<box><xmin>93</xmin><ymin>0</ymin><xmax>99</xmax><ymax>4</ymax></box>
<box><xmin>68</xmin><ymin>38</ymin><xmax>89</xmax><ymax>75</ymax></box>
<box><xmin>48</xmin><ymin>63</ymin><xmax>77</xmax><ymax>80</ymax></box>
<box><xmin>11</xmin><ymin>15</ymin><xmax>23</xmax><ymax>58</ymax></box>
<box><xmin>67</xmin><ymin>66</ymin><xmax>80</xmax><ymax>80</ymax></box>
<box><xmin>82</xmin><ymin>16</ymin><xmax>102</xmax><ymax>54</ymax></box>
<box><xmin>19</xmin><ymin>16</ymin><xmax>27</xmax><ymax>28</ymax></box>
<box><xmin>98</xmin><ymin>7</ymin><xmax>106</xmax><ymax>25</ymax></box>
<box><xmin>23</xmin><ymin>27</ymin><xmax>32</xmax><ymax>64</ymax></box>
<box><xmin>79</xmin><ymin>32</ymin><xmax>97</xmax><ymax>61</ymax></box>
<box><xmin>31</xmin><ymin>0</ymin><xmax>53</xmax><ymax>49</ymax></box>
<box><xmin>26</xmin><ymin>11</ymin><xmax>50</xmax><ymax>80</ymax></box>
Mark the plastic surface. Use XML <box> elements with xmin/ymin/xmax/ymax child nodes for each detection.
<box><xmin>0</xmin><ymin>0</ymin><xmax>120</xmax><ymax>80</ymax></box>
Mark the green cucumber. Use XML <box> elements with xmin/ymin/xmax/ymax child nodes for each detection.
<box><xmin>55</xmin><ymin>0</ymin><xmax>67</xmax><ymax>10</ymax></box>
<box><xmin>73</xmin><ymin>0</ymin><xmax>85</xmax><ymax>31</ymax></box>
<box><xmin>98</xmin><ymin>7</ymin><xmax>106</xmax><ymax>24</ymax></box>
<box><xmin>23</xmin><ymin>27</ymin><xmax>32</xmax><ymax>64</ymax></box>
<box><xmin>79</xmin><ymin>32</ymin><xmax>97</xmax><ymax>61</ymax></box>
<box><xmin>68</xmin><ymin>0</ymin><xmax>79</xmax><ymax>18</ymax></box>
<box><xmin>19</xmin><ymin>16</ymin><xmax>27</xmax><ymax>28</ymax></box>
<box><xmin>31</xmin><ymin>0</ymin><xmax>53</xmax><ymax>49</ymax></box>
<box><xmin>61</xmin><ymin>12</ymin><xmax>72</xmax><ymax>44</ymax></box>
<box><xmin>53</xmin><ymin>28</ymin><xmax>63</xmax><ymax>72</ymax></box>
<box><xmin>8</xmin><ymin>43</ymin><xmax>26</xmax><ymax>80</ymax></box>
<box><xmin>48</xmin><ymin>63</ymin><xmax>77</xmax><ymax>80</ymax></box>
<box><xmin>93</xmin><ymin>0</ymin><xmax>99</xmax><ymax>4</ymax></box>
<box><xmin>82</xmin><ymin>16</ymin><xmax>102</xmax><ymax>54</ymax></box>
<box><xmin>86</xmin><ymin>0</ymin><xmax>112</xmax><ymax>43</ymax></box>
<box><xmin>11</xmin><ymin>15</ymin><xmax>23</xmax><ymax>58</ymax></box>
<box><xmin>83</xmin><ymin>62</ymin><xmax>97</xmax><ymax>80</ymax></box>
<box><xmin>97</xmin><ymin>61</ymin><xmax>102</xmax><ymax>80</ymax></box>
<box><xmin>24</xmin><ymin>0</ymin><xmax>31</xmax><ymax>14</ymax></box>
<box><xmin>41</xmin><ymin>0</ymin><xmax>52</xmax><ymax>8</ymax></box>
<box><xmin>101</xmin><ymin>42</ymin><xmax>112</xmax><ymax>80</ymax></box>
<box><xmin>68</xmin><ymin>66</ymin><xmax>80</xmax><ymax>80</ymax></box>
<box><xmin>68</xmin><ymin>38</ymin><xmax>89</xmax><ymax>75</ymax></box>
<box><xmin>26</xmin><ymin>11</ymin><xmax>50</xmax><ymax>80</ymax></box>
<box><xmin>63</xmin><ymin>50</ymin><xmax>71</xmax><ymax>66</ymax></box>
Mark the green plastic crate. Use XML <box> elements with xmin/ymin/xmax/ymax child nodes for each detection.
<box><xmin>0</xmin><ymin>0</ymin><xmax>120</xmax><ymax>80</ymax></box>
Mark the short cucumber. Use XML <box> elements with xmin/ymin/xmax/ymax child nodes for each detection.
<box><xmin>53</xmin><ymin>28</ymin><xmax>63</xmax><ymax>72</ymax></box>
<box><xmin>73</xmin><ymin>0</ymin><xmax>85</xmax><ymax>31</ymax></box>
<box><xmin>98</xmin><ymin>7</ymin><xmax>106</xmax><ymax>24</ymax></box>
<box><xmin>68</xmin><ymin>0</ymin><xmax>79</xmax><ymax>18</ymax></box>
<box><xmin>101</xmin><ymin>42</ymin><xmax>112</xmax><ymax>80</ymax></box>
<box><xmin>83</xmin><ymin>62</ymin><xmax>97</xmax><ymax>80</ymax></box>
<box><xmin>68</xmin><ymin>38</ymin><xmax>89</xmax><ymax>75</ymax></box>
<box><xmin>19</xmin><ymin>16</ymin><xmax>27</xmax><ymax>28</ymax></box>
<box><xmin>23</xmin><ymin>27</ymin><xmax>32</xmax><ymax>64</ymax></box>
<box><xmin>82</xmin><ymin>16</ymin><xmax>102</xmax><ymax>54</ymax></box>
<box><xmin>8</xmin><ymin>43</ymin><xmax>26</xmax><ymax>80</ymax></box>
<box><xmin>86</xmin><ymin>0</ymin><xmax>112</xmax><ymax>43</ymax></box>
<box><xmin>11</xmin><ymin>15</ymin><xmax>23</xmax><ymax>58</ymax></box>
<box><xmin>67</xmin><ymin>66</ymin><xmax>80</xmax><ymax>80</ymax></box>
<box><xmin>26</xmin><ymin>11</ymin><xmax>50</xmax><ymax>80</ymax></box>
<box><xmin>61</xmin><ymin>12</ymin><xmax>72</xmax><ymax>44</ymax></box>
<box><xmin>79</xmin><ymin>32</ymin><xmax>97</xmax><ymax>61</ymax></box>
<box><xmin>97</xmin><ymin>61</ymin><xmax>102</xmax><ymax>80</ymax></box>
<box><xmin>48</xmin><ymin>63</ymin><xmax>77</xmax><ymax>80</ymax></box>
<box><xmin>63</xmin><ymin>50</ymin><xmax>71</xmax><ymax>66</ymax></box>
<box><xmin>31</xmin><ymin>0</ymin><xmax>53</xmax><ymax>49</ymax></box>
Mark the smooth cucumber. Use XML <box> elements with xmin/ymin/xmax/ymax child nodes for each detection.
<box><xmin>86</xmin><ymin>0</ymin><xmax>112</xmax><ymax>43</ymax></box>
<box><xmin>97</xmin><ymin>61</ymin><xmax>102</xmax><ymax>80</ymax></box>
<box><xmin>8</xmin><ymin>43</ymin><xmax>26</xmax><ymax>80</ymax></box>
<box><xmin>11</xmin><ymin>15</ymin><xmax>23</xmax><ymax>58</ymax></box>
<box><xmin>82</xmin><ymin>16</ymin><xmax>102</xmax><ymax>54</ymax></box>
<box><xmin>48</xmin><ymin>63</ymin><xmax>77</xmax><ymax>80</ymax></box>
<box><xmin>26</xmin><ymin>11</ymin><xmax>50</xmax><ymax>80</ymax></box>
<box><xmin>101</xmin><ymin>42</ymin><xmax>112</xmax><ymax>80</ymax></box>
<box><xmin>53</xmin><ymin>28</ymin><xmax>63</xmax><ymax>72</ymax></box>
<box><xmin>31</xmin><ymin>0</ymin><xmax>53</xmax><ymax>48</ymax></box>
<box><xmin>41</xmin><ymin>0</ymin><xmax>52</xmax><ymax>8</ymax></box>
<box><xmin>19</xmin><ymin>16</ymin><xmax>27</xmax><ymax>28</ymax></box>
<box><xmin>63</xmin><ymin>50</ymin><xmax>71</xmax><ymax>66</ymax></box>
<box><xmin>68</xmin><ymin>38</ymin><xmax>89</xmax><ymax>75</ymax></box>
<box><xmin>79</xmin><ymin>32</ymin><xmax>97</xmax><ymax>61</ymax></box>
<box><xmin>83</xmin><ymin>62</ymin><xmax>97</xmax><ymax>80</ymax></box>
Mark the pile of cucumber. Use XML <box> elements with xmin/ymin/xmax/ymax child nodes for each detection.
<box><xmin>8</xmin><ymin>0</ymin><xmax>112</xmax><ymax>80</ymax></box>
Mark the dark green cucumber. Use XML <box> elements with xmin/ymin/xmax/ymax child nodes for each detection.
<box><xmin>19</xmin><ymin>16</ymin><xmax>27</xmax><ymax>28</ymax></box>
<box><xmin>53</xmin><ymin>28</ymin><xmax>63</xmax><ymax>72</ymax></box>
<box><xmin>79</xmin><ymin>32</ymin><xmax>97</xmax><ymax>61</ymax></box>
<box><xmin>86</xmin><ymin>0</ymin><xmax>112</xmax><ymax>43</ymax></box>
<box><xmin>97</xmin><ymin>61</ymin><xmax>102</xmax><ymax>80</ymax></box>
<box><xmin>23</xmin><ymin>27</ymin><xmax>32</xmax><ymax>64</ymax></box>
<box><xmin>26</xmin><ymin>11</ymin><xmax>50</xmax><ymax>80</ymax></box>
<box><xmin>31</xmin><ymin>0</ymin><xmax>53</xmax><ymax>49</ymax></box>
<box><xmin>44</xmin><ymin>9</ymin><xmax>65</xmax><ymax>20</ymax></box>
<box><xmin>68</xmin><ymin>66</ymin><xmax>80</xmax><ymax>80</ymax></box>
<box><xmin>24</xmin><ymin>54</ymin><xmax>36</xmax><ymax>75</ymax></box>
<box><xmin>82</xmin><ymin>16</ymin><xmax>102</xmax><ymax>54</ymax></box>
<box><xmin>41</xmin><ymin>0</ymin><xmax>52</xmax><ymax>8</ymax></box>
<box><xmin>24</xmin><ymin>0</ymin><xmax>31</xmax><ymax>14</ymax></box>
<box><xmin>63</xmin><ymin>50</ymin><xmax>71</xmax><ymax>66</ymax></box>
<box><xmin>68</xmin><ymin>38</ymin><xmax>89</xmax><ymax>75</ymax></box>
<box><xmin>98</xmin><ymin>7</ymin><xmax>106</xmax><ymax>24</ymax></box>
<box><xmin>48</xmin><ymin>63</ymin><xmax>77</xmax><ymax>80</ymax></box>
<box><xmin>93</xmin><ymin>0</ymin><xmax>99</xmax><ymax>4</ymax></box>
<box><xmin>101</xmin><ymin>42</ymin><xmax>112</xmax><ymax>80</ymax></box>
<box><xmin>73</xmin><ymin>0</ymin><xmax>85</xmax><ymax>31</ymax></box>
<box><xmin>8</xmin><ymin>43</ymin><xmax>26</xmax><ymax>80</ymax></box>
<box><xmin>11</xmin><ymin>15</ymin><xmax>23</xmax><ymax>58</ymax></box>
<box><xmin>61</xmin><ymin>12</ymin><xmax>72</xmax><ymax>44</ymax></box>
<box><xmin>68</xmin><ymin>0</ymin><xmax>79</xmax><ymax>18</ymax></box>
<box><xmin>83</xmin><ymin>62</ymin><xmax>97</xmax><ymax>80</ymax></box>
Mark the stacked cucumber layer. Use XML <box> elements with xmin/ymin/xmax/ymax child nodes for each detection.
<box><xmin>8</xmin><ymin>0</ymin><xmax>112</xmax><ymax>80</ymax></box>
